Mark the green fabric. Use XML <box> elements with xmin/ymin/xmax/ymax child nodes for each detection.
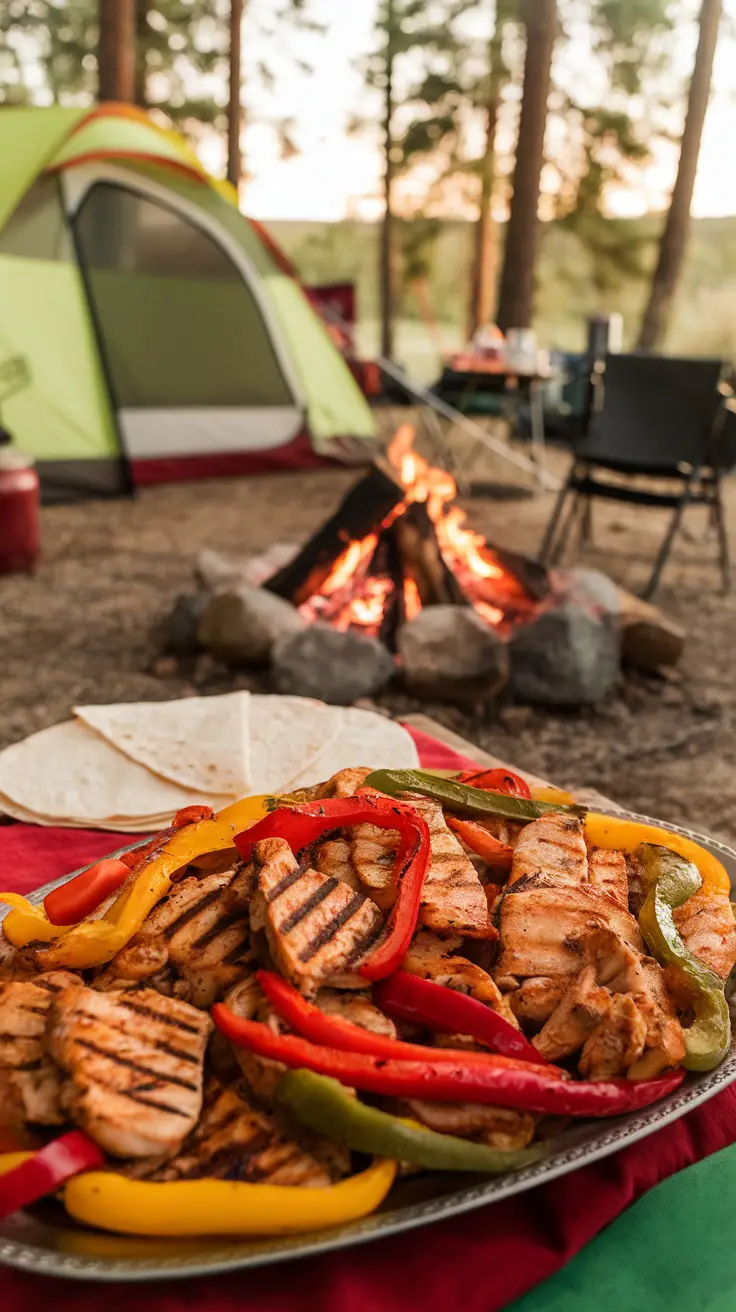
<box><xmin>0</xmin><ymin>255</ymin><xmax>118</xmax><ymax>460</ymax></box>
<box><xmin>51</xmin><ymin>114</ymin><xmax>205</xmax><ymax>177</ymax></box>
<box><xmin>512</xmin><ymin>1143</ymin><xmax>736</xmax><ymax>1312</ymax></box>
<box><xmin>163</xmin><ymin>174</ymin><xmax>377</xmax><ymax>445</ymax></box>
<box><xmin>0</xmin><ymin>107</ymin><xmax>85</xmax><ymax>234</ymax></box>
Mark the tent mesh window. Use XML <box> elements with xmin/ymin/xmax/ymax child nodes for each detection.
<box><xmin>73</xmin><ymin>182</ymin><xmax>293</xmax><ymax>409</ymax></box>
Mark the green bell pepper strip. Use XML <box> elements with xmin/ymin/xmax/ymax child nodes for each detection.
<box><xmin>363</xmin><ymin>769</ymin><xmax>586</xmax><ymax>824</ymax></box>
<box><xmin>276</xmin><ymin>1070</ymin><xmax>546</xmax><ymax>1174</ymax></box>
<box><xmin>637</xmin><ymin>843</ymin><xmax>731</xmax><ymax>1072</ymax></box>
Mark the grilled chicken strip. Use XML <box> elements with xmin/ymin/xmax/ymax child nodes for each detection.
<box><xmin>47</xmin><ymin>985</ymin><xmax>211</xmax><ymax>1157</ymax></box>
<box><xmin>579</xmin><ymin>994</ymin><xmax>647</xmax><ymax>1080</ymax></box>
<box><xmin>250</xmin><ymin>838</ymin><xmax>385</xmax><ymax>997</ymax></box>
<box><xmin>405</xmin><ymin>1100</ymin><xmax>536</xmax><ymax>1150</ymax></box>
<box><xmin>223</xmin><ymin>974</ymin><xmax>288</xmax><ymax>1103</ymax></box>
<box><xmin>532</xmin><ymin>965</ymin><xmax>612</xmax><ymax>1062</ymax></box>
<box><xmin>95</xmin><ymin>863</ymin><xmax>255</xmax><ymax>1008</ymax></box>
<box><xmin>587</xmin><ymin>848</ymin><xmax>629</xmax><ymax>911</ymax></box>
<box><xmin>0</xmin><ymin>934</ymin><xmax>38</xmax><ymax>983</ymax></box>
<box><xmin>152</xmin><ymin>1080</ymin><xmax>334</xmax><ymax>1187</ymax></box>
<box><xmin>673</xmin><ymin>887</ymin><xmax>736</xmax><ymax>980</ymax></box>
<box><xmin>351</xmin><ymin>797</ymin><xmax>494</xmax><ymax>937</ymax></box>
<box><xmin>315</xmin><ymin>987</ymin><xmax>398</xmax><ymax>1038</ymax></box>
<box><xmin>507</xmin><ymin>977</ymin><xmax>567</xmax><ymax>1026</ymax></box>
<box><xmin>404</xmin><ymin>931</ymin><xmax>518</xmax><ymax>1029</ymax></box>
<box><xmin>574</xmin><ymin>927</ymin><xmax>684</xmax><ymax>1078</ymax></box>
<box><xmin>0</xmin><ymin>971</ymin><xmax>79</xmax><ymax>1129</ymax></box>
<box><xmin>314</xmin><ymin>838</ymin><xmax>363</xmax><ymax>893</ymax></box>
<box><xmin>494</xmin><ymin>883</ymin><xmax>643</xmax><ymax>990</ymax></box>
<box><xmin>508</xmin><ymin>813</ymin><xmax>589</xmax><ymax>889</ymax></box>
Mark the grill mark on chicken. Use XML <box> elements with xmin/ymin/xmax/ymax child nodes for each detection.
<box><xmin>76</xmin><ymin>1075</ymin><xmax>194</xmax><ymax>1118</ymax></box>
<box><xmin>279</xmin><ymin>878</ymin><xmax>338</xmax><ymax>934</ymax></box>
<box><xmin>191</xmin><ymin>911</ymin><xmax>245</xmax><ymax>951</ymax></box>
<box><xmin>252</xmin><ymin>838</ymin><xmax>384</xmax><ymax>994</ymax></box>
<box><xmin>116</xmin><ymin>996</ymin><xmax>204</xmax><ymax>1035</ymax></box>
<box><xmin>298</xmin><ymin>891</ymin><xmax>369</xmax><ymax>962</ymax></box>
<box><xmin>0</xmin><ymin>970</ymin><xmax>81</xmax><ymax>1129</ymax></box>
<box><xmin>161</xmin><ymin>888</ymin><xmax>223</xmax><ymax>939</ymax></box>
<box><xmin>345</xmin><ymin>915</ymin><xmax>386</xmax><ymax>967</ymax></box>
<box><xmin>267</xmin><ymin>863</ymin><xmax>309</xmax><ymax>903</ymax></box>
<box><xmin>73</xmin><ymin>1036</ymin><xmax>201</xmax><ymax>1094</ymax></box>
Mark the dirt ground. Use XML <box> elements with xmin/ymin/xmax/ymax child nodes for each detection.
<box><xmin>2</xmin><ymin>438</ymin><xmax>736</xmax><ymax>845</ymax></box>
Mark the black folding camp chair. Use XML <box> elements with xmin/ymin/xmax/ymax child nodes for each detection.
<box><xmin>538</xmin><ymin>354</ymin><xmax>733</xmax><ymax>599</ymax></box>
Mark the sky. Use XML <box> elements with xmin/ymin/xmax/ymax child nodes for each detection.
<box><xmin>202</xmin><ymin>0</ymin><xmax>736</xmax><ymax>223</ymax></box>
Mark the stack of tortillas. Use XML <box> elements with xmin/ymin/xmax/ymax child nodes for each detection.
<box><xmin>0</xmin><ymin>693</ymin><xmax>419</xmax><ymax>832</ymax></box>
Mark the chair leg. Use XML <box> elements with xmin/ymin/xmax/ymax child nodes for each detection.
<box><xmin>550</xmin><ymin>490</ymin><xmax>581</xmax><ymax>565</ymax></box>
<box><xmin>712</xmin><ymin>476</ymin><xmax>731</xmax><ymax>593</ymax></box>
<box><xmin>539</xmin><ymin>477</ymin><xmax>573</xmax><ymax>564</ymax></box>
<box><xmin>641</xmin><ymin>475</ymin><xmax>698</xmax><ymax>601</ymax></box>
<box><xmin>579</xmin><ymin>497</ymin><xmax>593</xmax><ymax>547</ymax></box>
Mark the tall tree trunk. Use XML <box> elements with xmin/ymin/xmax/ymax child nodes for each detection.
<box><xmin>134</xmin><ymin>0</ymin><xmax>149</xmax><ymax>108</ymax></box>
<box><xmin>468</xmin><ymin>23</ymin><xmax>503</xmax><ymax>338</ymax></box>
<box><xmin>495</xmin><ymin>0</ymin><xmax>557</xmax><ymax>334</ymax></box>
<box><xmin>227</xmin><ymin>0</ymin><xmax>245</xmax><ymax>191</ymax></box>
<box><xmin>637</xmin><ymin>0</ymin><xmax>722</xmax><ymax>352</ymax></box>
<box><xmin>98</xmin><ymin>0</ymin><xmax>136</xmax><ymax>102</ymax></box>
<box><xmin>380</xmin><ymin>0</ymin><xmax>397</xmax><ymax>361</ymax></box>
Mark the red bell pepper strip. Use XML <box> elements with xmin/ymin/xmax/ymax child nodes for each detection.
<box><xmin>256</xmin><ymin>970</ymin><xmax>558</xmax><ymax>1072</ymax></box>
<box><xmin>235</xmin><ymin>797</ymin><xmax>431</xmax><ymax>980</ymax></box>
<box><xmin>446</xmin><ymin>817</ymin><xmax>514</xmax><ymax>873</ymax></box>
<box><xmin>43</xmin><ymin>858</ymin><xmax>131</xmax><ymax>926</ymax></box>
<box><xmin>212</xmin><ymin>1007</ymin><xmax>684</xmax><ymax>1118</ymax></box>
<box><xmin>457</xmin><ymin>768</ymin><xmax>531</xmax><ymax>799</ymax></box>
<box><xmin>0</xmin><ymin>1130</ymin><xmax>105</xmax><ymax>1220</ymax></box>
<box><xmin>373</xmin><ymin>969</ymin><xmax>545</xmax><ymax>1065</ymax></box>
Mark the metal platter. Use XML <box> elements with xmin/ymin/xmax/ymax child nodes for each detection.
<box><xmin>2</xmin><ymin>809</ymin><xmax>735</xmax><ymax>1282</ymax></box>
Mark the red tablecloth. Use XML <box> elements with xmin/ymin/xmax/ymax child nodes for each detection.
<box><xmin>2</xmin><ymin>725</ymin><xmax>735</xmax><ymax>1311</ymax></box>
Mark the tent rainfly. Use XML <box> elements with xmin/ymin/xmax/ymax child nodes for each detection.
<box><xmin>0</xmin><ymin>104</ymin><xmax>378</xmax><ymax>501</ymax></box>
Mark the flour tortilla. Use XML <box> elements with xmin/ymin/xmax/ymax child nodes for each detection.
<box><xmin>278</xmin><ymin>705</ymin><xmax>420</xmax><ymax>791</ymax></box>
<box><xmin>74</xmin><ymin>693</ymin><xmax>251</xmax><ymax>796</ymax></box>
<box><xmin>248</xmin><ymin>696</ymin><xmax>343</xmax><ymax>794</ymax></box>
<box><xmin>0</xmin><ymin>721</ymin><xmax>235</xmax><ymax>824</ymax></box>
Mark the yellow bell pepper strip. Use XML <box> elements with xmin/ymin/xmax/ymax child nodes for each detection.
<box><xmin>585</xmin><ymin>812</ymin><xmax>731</xmax><ymax>897</ymax></box>
<box><xmin>277</xmin><ymin>1070</ymin><xmax>547</xmax><ymax>1174</ymax></box>
<box><xmin>0</xmin><ymin>794</ymin><xmax>271</xmax><ymax>967</ymax></box>
<box><xmin>637</xmin><ymin>843</ymin><xmax>731</xmax><ymax>1072</ymax></box>
<box><xmin>62</xmin><ymin>1159</ymin><xmax>397</xmax><ymax>1237</ymax></box>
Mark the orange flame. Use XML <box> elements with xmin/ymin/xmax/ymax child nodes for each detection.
<box><xmin>301</xmin><ymin>425</ymin><xmax>523</xmax><ymax>636</ymax></box>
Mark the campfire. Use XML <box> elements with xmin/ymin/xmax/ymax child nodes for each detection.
<box><xmin>264</xmin><ymin>426</ymin><xmax>549</xmax><ymax>648</ymax></box>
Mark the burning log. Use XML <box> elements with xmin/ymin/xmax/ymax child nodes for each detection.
<box><xmin>264</xmin><ymin>460</ymin><xmax>405</xmax><ymax>605</ymax></box>
<box><xmin>616</xmin><ymin>586</ymin><xmax>685</xmax><ymax>672</ymax></box>
<box><xmin>392</xmin><ymin>501</ymin><xmax>470</xmax><ymax>609</ymax></box>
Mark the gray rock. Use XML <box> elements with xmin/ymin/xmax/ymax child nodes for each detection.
<box><xmin>162</xmin><ymin>592</ymin><xmax>208</xmax><ymax>656</ymax></box>
<box><xmin>562</xmin><ymin>566</ymin><xmax>621</xmax><ymax>619</ymax></box>
<box><xmin>195</xmin><ymin>549</ymin><xmax>249</xmax><ymax>592</ymax></box>
<box><xmin>272</xmin><ymin>625</ymin><xmax>395</xmax><ymax>705</ymax></box>
<box><xmin>398</xmin><ymin>605</ymin><xmax>509</xmax><ymax>704</ymax></box>
<box><xmin>198</xmin><ymin>586</ymin><xmax>305</xmax><ymax>666</ymax></box>
<box><xmin>195</xmin><ymin>543</ymin><xmax>301</xmax><ymax>593</ymax></box>
<box><xmin>510</xmin><ymin>602</ymin><xmax>620</xmax><ymax>706</ymax></box>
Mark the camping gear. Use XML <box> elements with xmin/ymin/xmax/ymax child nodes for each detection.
<box><xmin>0</xmin><ymin>447</ymin><xmax>39</xmax><ymax>575</ymax></box>
<box><xmin>586</xmin><ymin>313</ymin><xmax>623</xmax><ymax>361</ymax></box>
<box><xmin>539</xmin><ymin>354</ymin><xmax>733</xmax><ymax>598</ymax></box>
<box><xmin>0</xmin><ymin>105</ymin><xmax>378</xmax><ymax>503</ymax></box>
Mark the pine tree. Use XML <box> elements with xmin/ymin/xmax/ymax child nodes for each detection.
<box><xmin>637</xmin><ymin>0</ymin><xmax>723</xmax><ymax>350</ymax></box>
<box><xmin>98</xmin><ymin>0</ymin><xmax>136</xmax><ymax>101</ymax></box>
<box><xmin>495</xmin><ymin>0</ymin><xmax>558</xmax><ymax>334</ymax></box>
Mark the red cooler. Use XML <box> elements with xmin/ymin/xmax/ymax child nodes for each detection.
<box><xmin>0</xmin><ymin>449</ymin><xmax>40</xmax><ymax>574</ymax></box>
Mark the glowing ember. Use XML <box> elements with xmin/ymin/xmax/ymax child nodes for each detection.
<box><xmin>333</xmin><ymin>576</ymin><xmax>393</xmax><ymax>631</ymax></box>
<box><xmin>474</xmin><ymin>600</ymin><xmax>505</xmax><ymax>627</ymax></box>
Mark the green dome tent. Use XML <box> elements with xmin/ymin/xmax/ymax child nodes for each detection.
<box><xmin>0</xmin><ymin>104</ymin><xmax>378</xmax><ymax>501</ymax></box>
